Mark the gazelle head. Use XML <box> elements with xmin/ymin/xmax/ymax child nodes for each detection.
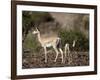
<box><xmin>32</xmin><ymin>27</ymin><xmax>39</xmax><ymax>35</ymax></box>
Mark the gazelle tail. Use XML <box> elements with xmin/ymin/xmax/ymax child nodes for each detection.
<box><xmin>56</xmin><ymin>38</ymin><xmax>62</xmax><ymax>48</ymax></box>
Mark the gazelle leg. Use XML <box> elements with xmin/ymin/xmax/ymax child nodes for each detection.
<box><xmin>64</xmin><ymin>47</ymin><xmax>67</xmax><ymax>58</ymax></box>
<box><xmin>65</xmin><ymin>48</ymin><xmax>68</xmax><ymax>59</ymax></box>
<box><xmin>68</xmin><ymin>47</ymin><xmax>70</xmax><ymax>57</ymax></box>
<box><xmin>44</xmin><ymin>47</ymin><xmax>47</xmax><ymax>63</ymax></box>
<box><xmin>59</xmin><ymin>48</ymin><xmax>64</xmax><ymax>63</ymax></box>
<box><xmin>53</xmin><ymin>46</ymin><xmax>59</xmax><ymax>62</ymax></box>
<box><xmin>67</xmin><ymin>48</ymin><xmax>72</xmax><ymax>64</ymax></box>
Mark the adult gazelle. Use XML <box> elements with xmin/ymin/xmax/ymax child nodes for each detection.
<box><xmin>32</xmin><ymin>27</ymin><xmax>63</xmax><ymax>63</ymax></box>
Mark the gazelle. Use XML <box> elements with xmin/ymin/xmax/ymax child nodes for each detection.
<box><xmin>64</xmin><ymin>40</ymin><xmax>76</xmax><ymax>64</ymax></box>
<box><xmin>32</xmin><ymin>27</ymin><xmax>64</xmax><ymax>63</ymax></box>
<box><xmin>64</xmin><ymin>40</ymin><xmax>76</xmax><ymax>57</ymax></box>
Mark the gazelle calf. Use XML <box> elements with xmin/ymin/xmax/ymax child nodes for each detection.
<box><xmin>64</xmin><ymin>40</ymin><xmax>76</xmax><ymax>64</ymax></box>
<box><xmin>64</xmin><ymin>40</ymin><xmax>76</xmax><ymax>57</ymax></box>
<box><xmin>32</xmin><ymin>27</ymin><xmax>64</xmax><ymax>63</ymax></box>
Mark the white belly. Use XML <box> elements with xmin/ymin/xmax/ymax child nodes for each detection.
<box><xmin>46</xmin><ymin>43</ymin><xmax>52</xmax><ymax>47</ymax></box>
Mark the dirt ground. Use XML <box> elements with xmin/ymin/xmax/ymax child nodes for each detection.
<box><xmin>22</xmin><ymin>49</ymin><xmax>89</xmax><ymax>69</ymax></box>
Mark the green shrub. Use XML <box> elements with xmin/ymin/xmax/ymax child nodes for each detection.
<box><xmin>23</xmin><ymin>32</ymin><xmax>41</xmax><ymax>53</ymax></box>
<box><xmin>59</xmin><ymin>30</ymin><xmax>89</xmax><ymax>51</ymax></box>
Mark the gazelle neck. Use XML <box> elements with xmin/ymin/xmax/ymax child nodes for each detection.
<box><xmin>37</xmin><ymin>31</ymin><xmax>42</xmax><ymax>44</ymax></box>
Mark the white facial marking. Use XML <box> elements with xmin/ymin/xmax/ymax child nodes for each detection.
<box><xmin>32</xmin><ymin>31</ymin><xmax>37</xmax><ymax>34</ymax></box>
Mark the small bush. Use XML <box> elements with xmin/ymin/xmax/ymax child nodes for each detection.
<box><xmin>59</xmin><ymin>30</ymin><xmax>89</xmax><ymax>51</ymax></box>
<box><xmin>23</xmin><ymin>32</ymin><xmax>41</xmax><ymax>53</ymax></box>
